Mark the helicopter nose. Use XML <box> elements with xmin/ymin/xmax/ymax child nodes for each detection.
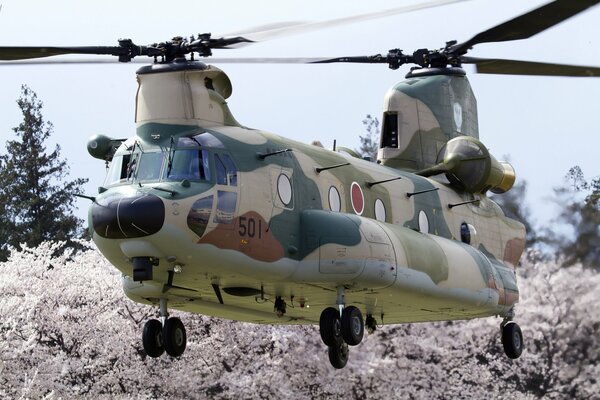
<box><xmin>91</xmin><ymin>193</ymin><xmax>165</xmax><ymax>239</ymax></box>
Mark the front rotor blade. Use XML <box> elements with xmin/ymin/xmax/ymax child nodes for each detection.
<box><xmin>0</xmin><ymin>57</ymin><xmax>333</xmax><ymax>66</ymax></box>
<box><xmin>0</xmin><ymin>46</ymin><xmax>140</xmax><ymax>61</ymax></box>
<box><xmin>208</xmin><ymin>57</ymin><xmax>332</xmax><ymax>64</ymax></box>
<box><xmin>450</xmin><ymin>0</ymin><xmax>600</xmax><ymax>56</ymax></box>
<box><xmin>463</xmin><ymin>57</ymin><xmax>600</xmax><ymax>77</ymax></box>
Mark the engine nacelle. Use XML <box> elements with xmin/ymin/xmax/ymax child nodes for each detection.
<box><xmin>419</xmin><ymin>136</ymin><xmax>515</xmax><ymax>194</ymax></box>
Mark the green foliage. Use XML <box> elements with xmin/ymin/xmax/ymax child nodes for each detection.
<box><xmin>355</xmin><ymin>114</ymin><xmax>380</xmax><ymax>161</ymax></box>
<box><xmin>543</xmin><ymin>166</ymin><xmax>600</xmax><ymax>269</ymax></box>
<box><xmin>0</xmin><ymin>85</ymin><xmax>88</xmax><ymax>260</ymax></box>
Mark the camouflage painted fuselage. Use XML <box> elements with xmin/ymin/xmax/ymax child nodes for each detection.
<box><xmin>89</xmin><ymin>61</ymin><xmax>525</xmax><ymax>325</ymax></box>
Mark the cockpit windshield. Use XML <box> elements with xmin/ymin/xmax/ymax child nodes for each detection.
<box><xmin>103</xmin><ymin>132</ymin><xmax>230</xmax><ymax>187</ymax></box>
<box><xmin>137</xmin><ymin>152</ymin><xmax>165</xmax><ymax>182</ymax></box>
<box><xmin>167</xmin><ymin>149</ymin><xmax>211</xmax><ymax>181</ymax></box>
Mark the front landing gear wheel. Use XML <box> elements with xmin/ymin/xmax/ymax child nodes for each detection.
<box><xmin>163</xmin><ymin>317</ymin><xmax>187</xmax><ymax>357</ymax></box>
<box><xmin>142</xmin><ymin>319</ymin><xmax>164</xmax><ymax>358</ymax></box>
<box><xmin>502</xmin><ymin>321</ymin><xmax>523</xmax><ymax>359</ymax></box>
<box><xmin>341</xmin><ymin>306</ymin><xmax>364</xmax><ymax>346</ymax></box>
<box><xmin>328</xmin><ymin>340</ymin><xmax>349</xmax><ymax>369</ymax></box>
<box><xmin>319</xmin><ymin>307</ymin><xmax>341</xmax><ymax>347</ymax></box>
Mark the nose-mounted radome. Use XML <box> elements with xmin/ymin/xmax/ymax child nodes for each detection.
<box><xmin>91</xmin><ymin>193</ymin><xmax>165</xmax><ymax>239</ymax></box>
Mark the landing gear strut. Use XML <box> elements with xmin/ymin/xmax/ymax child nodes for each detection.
<box><xmin>319</xmin><ymin>286</ymin><xmax>365</xmax><ymax>369</ymax></box>
<box><xmin>142</xmin><ymin>298</ymin><xmax>187</xmax><ymax>358</ymax></box>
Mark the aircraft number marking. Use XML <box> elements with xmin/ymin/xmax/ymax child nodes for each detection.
<box><xmin>238</xmin><ymin>216</ymin><xmax>262</xmax><ymax>239</ymax></box>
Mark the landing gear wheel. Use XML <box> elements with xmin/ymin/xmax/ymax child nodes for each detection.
<box><xmin>502</xmin><ymin>321</ymin><xmax>523</xmax><ymax>359</ymax></box>
<box><xmin>319</xmin><ymin>307</ymin><xmax>342</xmax><ymax>347</ymax></box>
<box><xmin>328</xmin><ymin>339</ymin><xmax>349</xmax><ymax>369</ymax></box>
<box><xmin>142</xmin><ymin>319</ymin><xmax>164</xmax><ymax>358</ymax></box>
<box><xmin>163</xmin><ymin>317</ymin><xmax>187</xmax><ymax>357</ymax></box>
<box><xmin>341</xmin><ymin>306</ymin><xmax>364</xmax><ymax>346</ymax></box>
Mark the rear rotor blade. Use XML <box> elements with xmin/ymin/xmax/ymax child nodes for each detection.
<box><xmin>463</xmin><ymin>57</ymin><xmax>600</xmax><ymax>77</ymax></box>
<box><xmin>220</xmin><ymin>0</ymin><xmax>470</xmax><ymax>44</ymax></box>
<box><xmin>310</xmin><ymin>55</ymin><xmax>390</xmax><ymax>65</ymax></box>
<box><xmin>450</xmin><ymin>0</ymin><xmax>600</xmax><ymax>56</ymax></box>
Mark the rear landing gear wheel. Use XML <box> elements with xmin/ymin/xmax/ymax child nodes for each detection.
<box><xmin>319</xmin><ymin>307</ymin><xmax>341</xmax><ymax>347</ymax></box>
<box><xmin>341</xmin><ymin>306</ymin><xmax>364</xmax><ymax>346</ymax></box>
<box><xmin>502</xmin><ymin>321</ymin><xmax>523</xmax><ymax>359</ymax></box>
<box><xmin>142</xmin><ymin>319</ymin><xmax>164</xmax><ymax>358</ymax></box>
<box><xmin>328</xmin><ymin>339</ymin><xmax>349</xmax><ymax>369</ymax></box>
<box><xmin>163</xmin><ymin>317</ymin><xmax>187</xmax><ymax>357</ymax></box>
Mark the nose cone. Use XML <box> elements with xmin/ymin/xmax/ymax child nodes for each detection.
<box><xmin>91</xmin><ymin>193</ymin><xmax>165</xmax><ymax>239</ymax></box>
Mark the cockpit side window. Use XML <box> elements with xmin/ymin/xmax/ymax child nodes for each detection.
<box><xmin>215</xmin><ymin>153</ymin><xmax>237</xmax><ymax>186</ymax></box>
<box><xmin>104</xmin><ymin>153</ymin><xmax>129</xmax><ymax>186</ymax></box>
<box><xmin>126</xmin><ymin>152</ymin><xmax>140</xmax><ymax>182</ymax></box>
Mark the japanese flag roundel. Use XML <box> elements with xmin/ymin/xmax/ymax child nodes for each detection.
<box><xmin>351</xmin><ymin>182</ymin><xmax>364</xmax><ymax>215</ymax></box>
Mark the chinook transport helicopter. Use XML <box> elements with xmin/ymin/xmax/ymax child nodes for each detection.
<box><xmin>2</xmin><ymin>0</ymin><xmax>600</xmax><ymax>369</ymax></box>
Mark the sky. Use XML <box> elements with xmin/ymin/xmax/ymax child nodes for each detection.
<box><xmin>1</xmin><ymin>0</ymin><xmax>599</xmax><ymax>227</ymax></box>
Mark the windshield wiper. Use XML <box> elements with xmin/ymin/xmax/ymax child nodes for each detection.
<box><xmin>166</xmin><ymin>136</ymin><xmax>175</xmax><ymax>176</ymax></box>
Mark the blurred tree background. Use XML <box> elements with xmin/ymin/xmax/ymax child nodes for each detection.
<box><xmin>1</xmin><ymin>244</ymin><xmax>598</xmax><ymax>399</ymax></box>
<box><xmin>0</xmin><ymin>86</ymin><xmax>87</xmax><ymax>261</ymax></box>
<box><xmin>356</xmin><ymin>114</ymin><xmax>380</xmax><ymax>161</ymax></box>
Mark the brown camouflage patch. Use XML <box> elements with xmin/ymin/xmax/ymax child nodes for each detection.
<box><xmin>199</xmin><ymin>211</ymin><xmax>285</xmax><ymax>262</ymax></box>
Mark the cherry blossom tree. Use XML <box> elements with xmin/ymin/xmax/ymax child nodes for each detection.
<box><xmin>1</xmin><ymin>244</ymin><xmax>598</xmax><ymax>399</ymax></box>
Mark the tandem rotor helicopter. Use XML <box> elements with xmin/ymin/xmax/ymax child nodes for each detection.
<box><xmin>2</xmin><ymin>0</ymin><xmax>600</xmax><ymax>369</ymax></box>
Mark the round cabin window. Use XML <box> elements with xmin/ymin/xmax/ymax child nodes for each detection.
<box><xmin>374</xmin><ymin>199</ymin><xmax>386</xmax><ymax>222</ymax></box>
<box><xmin>418</xmin><ymin>210</ymin><xmax>429</xmax><ymax>234</ymax></box>
<box><xmin>277</xmin><ymin>174</ymin><xmax>292</xmax><ymax>206</ymax></box>
<box><xmin>328</xmin><ymin>186</ymin><xmax>341</xmax><ymax>212</ymax></box>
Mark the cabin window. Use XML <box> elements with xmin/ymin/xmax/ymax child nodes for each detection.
<box><xmin>460</xmin><ymin>222</ymin><xmax>471</xmax><ymax>244</ymax></box>
<box><xmin>277</xmin><ymin>173</ymin><xmax>292</xmax><ymax>206</ymax></box>
<box><xmin>418</xmin><ymin>210</ymin><xmax>429</xmax><ymax>233</ymax></box>
<box><xmin>187</xmin><ymin>195</ymin><xmax>213</xmax><ymax>237</ymax></box>
<box><xmin>167</xmin><ymin>149</ymin><xmax>211</xmax><ymax>181</ymax></box>
<box><xmin>374</xmin><ymin>199</ymin><xmax>386</xmax><ymax>222</ymax></box>
<box><xmin>460</xmin><ymin>223</ymin><xmax>477</xmax><ymax>245</ymax></box>
<box><xmin>328</xmin><ymin>186</ymin><xmax>341</xmax><ymax>212</ymax></box>
<box><xmin>214</xmin><ymin>191</ymin><xmax>237</xmax><ymax>224</ymax></box>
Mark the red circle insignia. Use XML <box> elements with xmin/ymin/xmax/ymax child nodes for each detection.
<box><xmin>350</xmin><ymin>182</ymin><xmax>364</xmax><ymax>215</ymax></box>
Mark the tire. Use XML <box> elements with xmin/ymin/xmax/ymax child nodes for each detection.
<box><xmin>502</xmin><ymin>321</ymin><xmax>523</xmax><ymax>359</ymax></box>
<box><xmin>341</xmin><ymin>306</ymin><xmax>364</xmax><ymax>346</ymax></box>
<box><xmin>142</xmin><ymin>319</ymin><xmax>164</xmax><ymax>358</ymax></box>
<box><xmin>163</xmin><ymin>317</ymin><xmax>187</xmax><ymax>357</ymax></box>
<box><xmin>319</xmin><ymin>307</ymin><xmax>341</xmax><ymax>347</ymax></box>
<box><xmin>328</xmin><ymin>340</ymin><xmax>349</xmax><ymax>369</ymax></box>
